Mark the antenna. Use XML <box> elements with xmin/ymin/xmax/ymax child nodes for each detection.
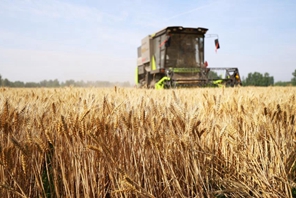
<box><xmin>205</xmin><ymin>34</ymin><xmax>219</xmax><ymax>39</ymax></box>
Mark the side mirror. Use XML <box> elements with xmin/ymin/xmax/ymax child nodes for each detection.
<box><xmin>214</xmin><ymin>39</ymin><xmax>220</xmax><ymax>50</ymax></box>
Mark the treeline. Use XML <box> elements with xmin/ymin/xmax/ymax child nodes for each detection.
<box><xmin>210</xmin><ymin>70</ymin><xmax>296</xmax><ymax>87</ymax></box>
<box><xmin>0</xmin><ymin>75</ymin><xmax>131</xmax><ymax>88</ymax></box>
<box><xmin>242</xmin><ymin>72</ymin><xmax>274</xmax><ymax>86</ymax></box>
<box><xmin>242</xmin><ymin>69</ymin><xmax>296</xmax><ymax>86</ymax></box>
<box><xmin>0</xmin><ymin>69</ymin><xmax>295</xmax><ymax>88</ymax></box>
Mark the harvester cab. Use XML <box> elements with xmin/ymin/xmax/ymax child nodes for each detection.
<box><xmin>135</xmin><ymin>26</ymin><xmax>241</xmax><ymax>89</ymax></box>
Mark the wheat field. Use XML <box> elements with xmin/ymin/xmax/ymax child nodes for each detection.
<box><xmin>0</xmin><ymin>86</ymin><xmax>295</xmax><ymax>197</ymax></box>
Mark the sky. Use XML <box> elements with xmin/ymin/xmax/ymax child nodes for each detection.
<box><xmin>0</xmin><ymin>0</ymin><xmax>296</xmax><ymax>83</ymax></box>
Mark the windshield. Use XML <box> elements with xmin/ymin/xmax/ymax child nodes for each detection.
<box><xmin>165</xmin><ymin>34</ymin><xmax>204</xmax><ymax>68</ymax></box>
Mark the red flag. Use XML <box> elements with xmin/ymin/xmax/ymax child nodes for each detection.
<box><xmin>215</xmin><ymin>39</ymin><xmax>220</xmax><ymax>53</ymax></box>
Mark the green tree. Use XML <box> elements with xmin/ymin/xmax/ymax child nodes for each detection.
<box><xmin>25</xmin><ymin>82</ymin><xmax>39</xmax><ymax>87</ymax></box>
<box><xmin>3</xmin><ymin>78</ymin><xmax>11</xmax><ymax>87</ymax></box>
<box><xmin>64</xmin><ymin>80</ymin><xmax>76</xmax><ymax>87</ymax></box>
<box><xmin>292</xmin><ymin>69</ymin><xmax>296</xmax><ymax>86</ymax></box>
<box><xmin>40</xmin><ymin>80</ymin><xmax>48</xmax><ymax>87</ymax></box>
<box><xmin>274</xmin><ymin>81</ymin><xmax>290</xmax><ymax>86</ymax></box>
<box><xmin>13</xmin><ymin>81</ymin><xmax>25</xmax><ymax>87</ymax></box>
<box><xmin>208</xmin><ymin>71</ymin><xmax>220</xmax><ymax>79</ymax></box>
<box><xmin>46</xmin><ymin>79</ymin><xmax>60</xmax><ymax>87</ymax></box>
<box><xmin>243</xmin><ymin>72</ymin><xmax>274</xmax><ymax>86</ymax></box>
<box><xmin>263</xmin><ymin>73</ymin><xmax>274</xmax><ymax>86</ymax></box>
<box><xmin>52</xmin><ymin>79</ymin><xmax>60</xmax><ymax>87</ymax></box>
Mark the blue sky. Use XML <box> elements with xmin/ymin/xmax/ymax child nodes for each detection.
<box><xmin>0</xmin><ymin>0</ymin><xmax>295</xmax><ymax>83</ymax></box>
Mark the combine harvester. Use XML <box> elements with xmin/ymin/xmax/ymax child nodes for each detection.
<box><xmin>135</xmin><ymin>26</ymin><xmax>242</xmax><ymax>89</ymax></box>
